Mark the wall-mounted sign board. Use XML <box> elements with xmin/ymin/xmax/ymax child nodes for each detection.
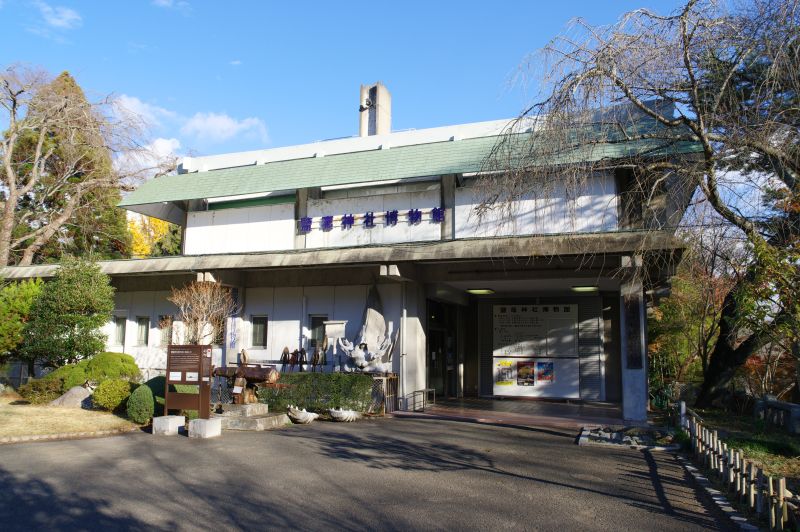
<box><xmin>164</xmin><ymin>345</ymin><xmax>213</xmax><ymax>419</ymax></box>
<box><xmin>492</xmin><ymin>304</ymin><xmax>580</xmax><ymax>398</ymax></box>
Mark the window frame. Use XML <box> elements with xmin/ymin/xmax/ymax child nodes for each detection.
<box><xmin>158</xmin><ymin>315</ymin><xmax>174</xmax><ymax>347</ymax></box>
<box><xmin>251</xmin><ymin>315</ymin><xmax>268</xmax><ymax>348</ymax></box>
<box><xmin>136</xmin><ymin>316</ymin><xmax>150</xmax><ymax>347</ymax></box>
<box><xmin>308</xmin><ymin>314</ymin><xmax>328</xmax><ymax>350</ymax></box>
<box><xmin>113</xmin><ymin>315</ymin><xmax>127</xmax><ymax>346</ymax></box>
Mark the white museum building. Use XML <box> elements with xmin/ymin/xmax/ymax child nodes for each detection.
<box><xmin>2</xmin><ymin>83</ymin><xmax>699</xmax><ymax>421</ymax></box>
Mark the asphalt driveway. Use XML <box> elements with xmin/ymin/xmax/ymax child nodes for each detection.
<box><xmin>0</xmin><ymin>417</ymin><xmax>732</xmax><ymax>531</ymax></box>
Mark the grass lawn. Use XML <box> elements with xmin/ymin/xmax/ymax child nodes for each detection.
<box><xmin>0</xmin><ymin>393</ymin><xmax>138</xmax><ymax>438</ymax></box>
<box><xmin>696</xmin><ymin>408</ymin><xmax>800</xmax><ymax>493</ymax></box>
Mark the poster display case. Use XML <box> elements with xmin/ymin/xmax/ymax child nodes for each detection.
<box><xmin>491</xmin><ymin>305</ymin><xmax>580</xmax><ymax>398</ymax></box>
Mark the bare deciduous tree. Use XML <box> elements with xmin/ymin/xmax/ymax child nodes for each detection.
<box><xmin>169</xmin><ymin>281</ymin><xmax>239</xmax><ymax>345</ymax></box>
<box><xmin>479</xmin><ymin>0</ymin><xmax>799</xmax><ymax>406</ymax></box>
<box><xmin>0</xmin><ymin>65</ymin><xmax>175</xmax><ymax>266</ymax></box>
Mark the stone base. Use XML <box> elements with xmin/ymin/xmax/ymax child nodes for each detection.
<box><xmin>188</xmin><ymin>418</ymin><xmax>222</xmax><ymax>439</ymax></box>
<box><xmin>216</xmin><ymin>403</ymin><xmax>269</xmax><ymax>417</ymax></box>
<box><xmin>220</xmin><ymin>413</ymin><xmax>290</xmax><ymax>431</ymax></box>
<box><xmin>152</xmin><ymin>415</ymin><xmax>185</xmax><ymax>436</ymax></box>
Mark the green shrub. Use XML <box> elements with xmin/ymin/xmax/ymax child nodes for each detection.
<box><xmin>43</xmin><ymin>352</ymin><xmax>141</xmax><ymax>392</ymax></box>
<box><xmin>17</xmin><ymin>378</ymin><xmax>64</xmax><ymax>404</ymax></box>
<box><xmin>144</xmin><ymin>376</ymin><xmax>165</xmax><ymax>416</ymax></box>
<box><xmin>257</xmin><ymin>373</ymin><xmax>374</xmax><ymax>413</ymax></box>
<box><xmin>126</xmin><ymin>385</ymin><xmax>155</xmax><ymax>424</ymax></box>
<box><xmin>93</xmin><ymin>378</ymin><xmax>134</xmax><ymax>412</ymax></box>
<box><xmin>673</xmin><ymin>429</ymin><xmax>691</xmax><ymax>450</ymax></box>
<box><xmin>141</xmin><ymin>377</ymin><xmax>199</xmax><ymax>417</ymax></box>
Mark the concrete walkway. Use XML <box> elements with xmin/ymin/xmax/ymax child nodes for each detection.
<box><xmin>0</xmin><ymin>417</ymin><xmax>731</xmax><ymax>531</ymax></box>
<box><xmin>398</xmin><ymin>397</ymin><xmax>625</xmax><ymax>430</ymax></box>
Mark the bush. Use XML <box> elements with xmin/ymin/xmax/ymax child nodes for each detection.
<box><xmin>43</xmin><ymin>353</ymin><xmax>141</xmax><ymax>391</ymax></box>
<box><xmin>673</xmin><ymin>429</ymin><xmax>691</xmax><ymax>450</ymax></box>
<box><xmin>143</xmin><ymin>376</ymin><xmax>165</xmax><ymax>416</ymax></box>
<box><xmin>141</xmin><ymin>377</ymin><xmax>198</xmax><ymax>417</ymax></box>
<box><xmin>257</xmin><ymin>373</ymin><xmax>374</xmax><ymax>413</ymax></box>
<box><xmin>17</xmin><ymin>378</ymin><xmax>63</xmax><ymax>404</ymax></box>
<box><xmin>126</xmin><ymin>385</ymin><xmax>155</xmax><ymax>424</ymax></box>
<box><xmin>93</xmin><ymin>378</ymin><xmax>134</xmax><ymax>412</ymax></box>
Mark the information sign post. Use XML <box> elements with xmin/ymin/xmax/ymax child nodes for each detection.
<box><xmin>164</xmin><ymin>345</ymin><xmax>213</xmax><ymax>419</ymax></box>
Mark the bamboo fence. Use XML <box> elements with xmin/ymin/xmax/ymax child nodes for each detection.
<box><xmin>680</xmin><ymin>402</ymin><xmax>799</xmax><ymax>531</ymax></box>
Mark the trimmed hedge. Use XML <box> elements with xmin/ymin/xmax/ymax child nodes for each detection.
<box><xmin>93</xmin><ymin>378</ymin><xmax>134</xmax><ymax>412</ymax></box>
<box><xmin>126</xmin><ymin>384</ymin><xmax>155</xmax><ymax>424</ymax></box>
<box><xmin>43</xmin><ymin>353</ymin><xmax>141</xmax><ymax>392</ymax></box>
<box><xmin>17</xmin><ymin>378</ymin><xmax>63</xmax><ymax>404</ymax></box>
<box><xmin>257</xmin><ymin>373</ymin><xmax>373</xmax><ymax>413</ymax></box>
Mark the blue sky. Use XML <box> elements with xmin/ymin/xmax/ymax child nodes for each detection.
<box><xmin>1</xmin><ymin>0</ymin><xmax>684</xmax><ymax>159</ymax></box>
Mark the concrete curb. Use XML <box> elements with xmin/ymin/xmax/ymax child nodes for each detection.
<box><xmin>674</xmin><ymin>455</ymin><xmax>759</xmax><ymax>531</ymax></box>
<box><xmin>578</xmin><ymin>426</ymin><xmax>681</xmax><ymax>452</ymax></box>
<box><xmin>0</xmin><ymin>426</ymin><xmax>140</xmax><ymax>445</ymax></box>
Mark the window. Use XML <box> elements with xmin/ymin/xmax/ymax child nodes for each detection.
<box><xmin>113</xmin><ymin>316</ymin><xmax>126</xmax><ymax>345</ymax></box>
<box><xmin>136</xmin><ymin>317</ymin><xmax>150</xmax><ymax>346</ymax></box>
<box><xmin>308</xmin><ymin>315</ymin><xmax>328</xmax><ymax>350</ymax></box>
<box><xmin>159</xmin><ymin>315</ymin><xmax>173</xmax><ymax>346</ymax></box>
<box><xmin>251</xmin><ymin>316</ymin><xmax>268</xmax><ymax>348</ymax></box>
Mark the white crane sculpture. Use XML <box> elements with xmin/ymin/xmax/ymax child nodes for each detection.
<box><xmin>338</xmin><ymin>285</ymin><xmax>399</xmax><ymax>373</ymax></box>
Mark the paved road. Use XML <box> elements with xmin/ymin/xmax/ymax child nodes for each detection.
<box><xmin>0</xmin><ymin>418</ymin><xmax>731</xmax><ymax>531</ymax></box>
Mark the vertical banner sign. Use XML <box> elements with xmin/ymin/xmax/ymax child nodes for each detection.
<box><xmin>623</xmin><ymin>294</ymin><xmax>644</xmax><ymax>369</ymax></box>
<box><xmin>164</xmin><ymin>345</ymin><xmax>213</xmax><ymax>419</ymax></box>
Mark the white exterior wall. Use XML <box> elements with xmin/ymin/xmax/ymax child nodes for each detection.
<box><xmin>454</xmin><ymin>174</ymin><xmax>618</xmax><ymax>238</ymax></box>
<box><xmin>108</xmin><ymin>284</ymin><xmax>407</xmax><ymax>376</ymax></box>
<box><xmin>306</xmin><ymin>189</ymin><xmax>441</xmax><ymax>248</ymax></box>
<box><xmin>105</xmin><ymin>290</ymin><xmax>179</xmax><ymax>378</ymax></box>
<box><xmin>184</xmin><ymin>203</ymin><xmax>295</xmax><ymax>255</ymax></box>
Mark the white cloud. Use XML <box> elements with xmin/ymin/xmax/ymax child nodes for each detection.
<box><xmin>229</xmin><ymin>59</ymin><xmax>242</xmax><ymax>66</ymax></box>
<box><xmin>150</xmin><ymin>137</ymin><xmax>182</xmax><ymax>159</ymax></box>
<box><xmin>116</xmin><ymin>137</ymin><xmax>182</xmax><ymax>181</ymax></box>
<box><xmin>115</xmin><ymin>95</ymin><xmax>176</xmax><ymax>128</ymax></box>
<box><xmin>34</xmin><ymin>1</ymin><xmax>81</xmax><ymax>29</ymax></box>
<box><xmin>181</xmin><ymin>112</ymin><xmax>269</xmax><ymax>144</ymax></box>
<box><xmin>152</xmin><ymin>0</ymin><xmax>191</xmax><ymax>13</ymax></box>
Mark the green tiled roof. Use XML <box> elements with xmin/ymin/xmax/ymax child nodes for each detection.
<box><xmin>119</xmin><ymin>132</ymin><xmax>701</xmax><ymax>207</ymax></box>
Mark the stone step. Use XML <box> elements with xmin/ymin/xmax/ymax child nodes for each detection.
<box><xmin>219</xmin><ymin>413</ymin><xmax>290</xmax><ymax>431</ymax></box>
<box><xmin>216</xmin><ymin>403</ymin><xmax>269</xmax><ymax>417</ymax></box>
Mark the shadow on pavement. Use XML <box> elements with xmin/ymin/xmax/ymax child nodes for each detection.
<box><xmin>0</xmin><ymin>467</ymin><xmax>166</xmax><ymax>531</ymax></box>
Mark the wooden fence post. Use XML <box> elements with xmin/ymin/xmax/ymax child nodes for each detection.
<box><xmin>768</xmin><ymin>476</ymin><xmax>776</xmax><ymax>530</ymax></box>
<box><xmin>747</xmin><ymin>461</ymin><xmax>755</xmax><ymax>511</ymax></box>
<box><xmin>777</xmin><ymin>477</ymin><xmax>786</xmax><ymax>531</ymax></box>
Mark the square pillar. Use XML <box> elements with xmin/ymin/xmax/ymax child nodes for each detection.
<box><xmin>620</xmin><ymin>281</ymin><xmax>648</xmax><ymax>422</ymax></box>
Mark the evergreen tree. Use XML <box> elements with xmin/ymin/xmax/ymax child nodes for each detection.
<box><xmin>21</xmin><ymin>257</ymin><xmax>115</xmax><ymax>370</ymax></box>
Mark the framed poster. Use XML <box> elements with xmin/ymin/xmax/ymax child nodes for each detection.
<box><xmin>536</xmin><ymin>361</ymin><xmax>554</xmax><ymax>383</ymax></box>
<box><xmin>494</xmin><ymin>359</ymin><xmax>515</xmax><ymax>386</ymax></box>
<box><xmin>517</xmin><ymin>361</ymin><xmax>536</xmax><ymax>386</ymax></box>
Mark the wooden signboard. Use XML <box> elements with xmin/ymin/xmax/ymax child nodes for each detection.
<box><xmin>164</xmin><ymin>345</ymin><xmax>213</xmax><ymax>419</ymax></box>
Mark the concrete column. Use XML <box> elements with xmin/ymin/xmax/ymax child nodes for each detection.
<box><xmin>294</xmin><ymin>189</ymin><xmax>309</xmax><ymax>250</ymax></box>
<box><xmin>440</xmin><ymin>174</ymin><xmax>456</xmax><ymax>240</ymax></box>
<box><xmin>620</xmin><ymin>280</ymin><xmax>648</xmax><ymax>422</ymax></box>
<box><xmin>400</xmin><ymin>282</ymin><xmax>427</xmax><ymax>410</ymax></box>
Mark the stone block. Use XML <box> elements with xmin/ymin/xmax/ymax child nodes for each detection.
<box><xmin>188</xmin><ymin>418</ymin><xmax>222</xmax><ymax>439</ymax></box>
<box><xmin>220</xmin><ymin>413</ymin><xmax>290</xmax><ymax>431</ymax></box>
<box><xmin>152</xmin><ymin>415</ymin><xmax>185</xmax><ymax>436</ymax></box>
<box><xmin>217</xmin><ymin>403</ymin><xmax>269</xmax><ymax>417</ymax></box>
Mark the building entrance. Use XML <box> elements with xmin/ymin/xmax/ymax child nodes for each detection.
<box><xmin>427</xmin><ymin>300</ymin><xmax>458</xmax><ymax>398</ymax></box>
